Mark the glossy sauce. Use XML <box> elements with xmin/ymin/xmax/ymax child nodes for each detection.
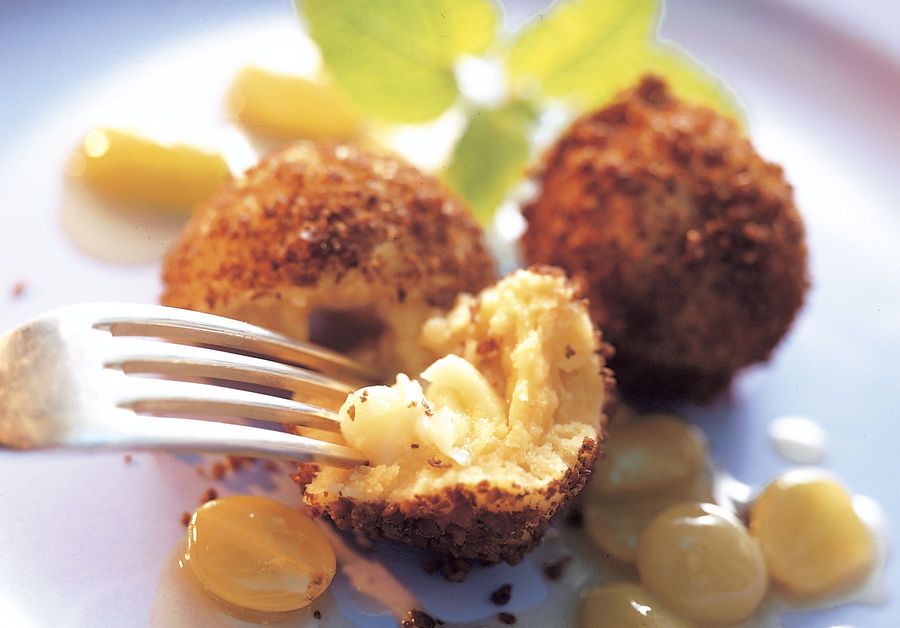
<box><xmin>151</xmin><ymin>418</ymin><xmax>888</xmax><ymax>628</ymax></box>
<box><xmin>576</xmin><ymin>413</ymin><xmax>887</xmax><ymax>628</ymax></box>
<box><xmin>767</xmin><ymin>415</ymin><xmax>827</xmax><ymax>464</ymax></box>
<box><xmin>314</xmin><ymin>521</ymin><xmax>422</xmax><ymax>622</ymax></box>
<box><xmin>60</xmin><ymin>175</ymin><xmax>187</xmax><ymax>264</ymax></box>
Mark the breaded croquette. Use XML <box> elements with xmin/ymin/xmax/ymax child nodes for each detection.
<box><xmin>300</xmin><ymin>267</ymin><xmax>614</xmax><ymax>564</ymax></box>
<box><xmin>522</xmin><ymin>75</ymin><xmax>809</xmax><ymax>402</ymax></box>
<box><xmin>161</xmin><ymin>141</ymin><xmax>496</xmax><ymax>376</ymax></box>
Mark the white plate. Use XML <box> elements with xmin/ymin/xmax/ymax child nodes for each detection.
<box><xmin>1</xmin><ymin>1</ymin><xmax>898</xmax><ymax>626</ymax></box>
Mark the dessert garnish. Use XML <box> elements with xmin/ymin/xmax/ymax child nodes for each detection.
<box><xmin>576</xmin><ymin>410</ymin><xmax>881</xmax><ymax>626</ymax></box>
<box><xmin>69</xmin><ymin>127</ymin><xmax>230</xmax><ymax>214</ymax></box>
<box><xmin>300</xmin><ymin>0</ymin><xmax>737</xmax><ymax>223</ymax></box>
<box><xmin>183</xmin><ymin>495</ymin><xmax>336</xmax><ymax>614</ymax></box>
<box><xmin>228</xmin><ymin>66</ymin><xmax>361</xmax><ymax>141</ymax></box>
<box><xmin>750</xmin><ymin>469</ymin><xmax>874</xmax><ymax>597</ymax></box>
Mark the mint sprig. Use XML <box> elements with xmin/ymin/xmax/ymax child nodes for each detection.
<box><xmin>443</xmin><ymin>100</ymin><xmax>537</xmax><ymax>224</ymax></box>
<box><xmin>297</xmin><ymin>0</ymin><xmax>739</xmax><ymax>224</ymax></box>
<box><xmin>506</xmin><ymin>0</ymin><xmax>656</xmax><ymax>106</ymax></box>
<box><xmin>302</xmin><ymin>0</ymin><xmax>498</xmax><ymax>123</ymax></box>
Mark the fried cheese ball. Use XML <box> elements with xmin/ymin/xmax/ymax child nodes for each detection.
<box><xmin>299</xmin><ymin>267</ymin><xmax>614</xmax><ymax>565</ymax></box>
<box><xmin>161</xmin><ymin>141</ymin><xmax>496</xmax><ymax>375</ymax></box>
<box><xmin>522</xmin><ymin>75</ymin><xmax>809</xmax><ymax>402</ymax></box>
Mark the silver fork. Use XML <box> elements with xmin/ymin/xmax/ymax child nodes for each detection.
<box><xmin>0</xmin><ymin>303</ymin><xmax>379</xmax><ymax>467</ymax></box>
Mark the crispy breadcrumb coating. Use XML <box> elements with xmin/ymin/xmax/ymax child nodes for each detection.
<box><xmin>161</xmin><ymin>141</ymin><xmax>496</xmax><ymax>375</ymax></box>
<box><xmin>522</xmin><ymin>75</ymin><xmax>809</xmax><ymax>402</ymax></box>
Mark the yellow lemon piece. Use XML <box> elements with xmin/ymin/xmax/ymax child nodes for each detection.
<box><xmin>186</xmin><ymin>495</ymin><xmax>336</xmax><ymax>613</ymax></box>
<box><xmin>637</xmin><ymin>502</ymin><xmax>767</xmax><ymax>624</ymax></box>
<box><xmin>229</xmin><ymin>66</ymin><xmax>361</xmax><ymax>140</ymax></box>
<box><xmin>578</xmin><ymin>581</ymin><xmax>697</xmax><ymax>628</ymax></box>
<box><xmin>72</xmin><ymin>127</ymin><xmax>230</xmax><ymax>213</ymax></box>
<box><xmin>749</xmin><ymin>469</ymin><xmax>874</xmax><ymax>596</ymax></box>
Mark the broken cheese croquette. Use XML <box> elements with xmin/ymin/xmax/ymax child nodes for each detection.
<box><xmin>161</xmin><ymin>141</ymin><xmax>496</xmax><ymax>376</ymax></box>
<box><xmin>522</xmin><ymin>75</ymin><xmax>809</xmax><ymax>402</ymax></box>
<box><xmin>301</xmin><ymin>268</ymin><xmax>614</xmax><ymax>565</ymax></box>
<box><xmin>158</xmin><ymin>141</ymin><xmax>612</xmax><ymax>565</ymax></box>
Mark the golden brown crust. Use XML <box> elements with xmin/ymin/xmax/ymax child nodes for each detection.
<box><xmin>522</xmin><ymin>75</ymin><xmax>809</xmax><ymax>402</ymax></box>
<box><xmin>298</xmin><ymin>438</ymin><xmax>599</xmax><ymax>565</ymax></box>
<box><xmin>160</xmin><ymin>142</ymin><xmax>496</xmax><ymax>374</ymax></box>
<box><xmin>163</xmin><ymin>141</ymin><xmax>493</xmax><ymax>309</ymax></box>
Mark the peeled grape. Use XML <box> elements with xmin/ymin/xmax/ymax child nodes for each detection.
<box><xmin>637</xmin><ymin>502</ymin><xmax>767</xmax><ymax>624</ymax></box>
<box><xmin>749</xmin><ymin>469</ymin><xmax>873</xmax><ymax>596</ymax></box>
<box><xmin>186</xmin><ymin>495</ymin><xmax>336</xmax><ymax>613</ymax></box>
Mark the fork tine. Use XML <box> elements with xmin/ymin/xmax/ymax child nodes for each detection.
<box><xmin>103</xmin><ymin>337</ymin><xmax>355</xmax><ymax>411</ymax></box>
<box><xmin>104</xmin><ymin>414</ymin><xmax>368</xmax><ymax>467</ymax></box>
<box><xmin>91</xmin><ymin>303</ymin><xmax>382</xmax><ymax>386</ymax></box>
<box><xmin>1</xmin><ymin>305</ymin><xmax>371</xmax><ymax>466</ymax></box>
<box><xmin>117</xmin><ymin>378</ymin><xmax>344</xmax><ymax>431</ymax></box>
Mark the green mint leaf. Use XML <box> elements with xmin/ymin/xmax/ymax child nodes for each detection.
<box><xmin>443</xmin><ymin>100</ymin><xmax>537</xmax><ymax>224</ymax></box>
<box><xmin>505</xmin><ymin>0</ymin><xmax>737</xmax><ymax>114</ymax></box>
<box><xmin>506</xmin><ymin>0</ymin><xmax>656</xmax><ymax>105</ymax></box>
<box><xmin>301</xmin><ymin>0</ymin><xmax>498</xmax><ymax>123</ymax></box>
